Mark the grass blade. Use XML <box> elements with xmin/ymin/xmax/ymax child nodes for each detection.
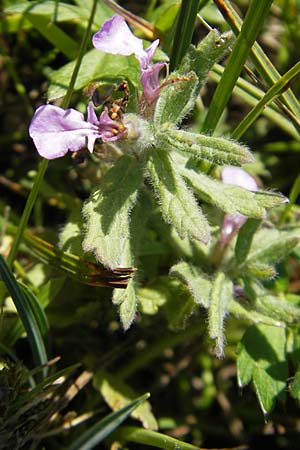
<box><xmin>0</xmin><ymin>256</ymin><xmax>48</xmax><ymax>376</ymax></box>
<box><xmin>203</xmin><ymin>0</ymin><xmax>273</xmax><ymax>132</ymax></box>
<box><xmin>68</xmin><ymin>393</ymin><xmax>150</xmax><ymax>450</ymax></box>
<box><xmin>214</xmin><ymin>0</ymin><xmax>300</xmax><ymax>117</ymax></box>
<box><xmin>112</xmin><ymin>426</ymin><xmax>199</xmax><ymax>449</ymax></box>
<box><xmin>170</xmin><ymin>0</ymin><xmax>200</xmax><ymax>71</ymax></box>
<box><xmin>232</xmin><ymin>60</ymin><xmax>300</xmax><ymax>139</ymax></box>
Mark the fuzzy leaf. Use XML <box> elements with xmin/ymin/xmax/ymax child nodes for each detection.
<box><xmin>154</xmin><ymin>71</ymin><xmax>199</xmax><ymax>127</ymax></box>
<box><xmin>82</xmin><ymin>155</ymin><xmax>142</xmax><ymax>269</ymax></box>
<box><xmin>113</xmin><ymin>279</ymin><xmax>137</xmax><ymax>331</ymax></box>
<box><xmin>93</xmin><ymin>368</ymin><xmax>157</xmax><ymax>430</ymax></box>
<box><xmin>244</xmin><ymin>281</ymin><xmax>300</xmax><ymax>324</ymax></box>
<box><xmin>177</xmin><ymin>30</ymin><xmax>234</xmax><ymax>90</ymax></box>
<box><xmin>146</xmin><ymin>149</ymin><xmax>210</xmax><ymax>243</ymax></box>
<box><xmin>180</xmin><ymin>163</ymin><xmax>286</xmax><ymax>218</ymax></box>
<box><xmin>235</xmin><ymin>219</ymin><xmax>262</xmax><ymax>265</ymax></box>
<box><xmin>169</xmin><ymin>261</ymin><xmax>211</xmax><ymax>308</ymax></box>
<box><xmin>208</xmin><ymin>272</ymin><xmax>233</xmax><ymax>357</ymax></box>
<box><xmin>245</xmin><ymin>235</ymin><xmax>300</xmax><ymax>267</ymax></box>
<box><xmin>230</xmin><ymin>299</ymin><xmax>284</xmax><ymax>327</ymax></box>
<box><xmin>243</xmin><ymin>262</ymin><xmax>276</xmax><ymax>280</ymax></box>
<box><xmin>237</xmin><ymin>324</ymin><xmax>288</xmax><ymax>414</ymax></box>
<box><xmin>164</xmin><ymin>129</ymin><xmax>254</xmax><ymax>166</ymax></box>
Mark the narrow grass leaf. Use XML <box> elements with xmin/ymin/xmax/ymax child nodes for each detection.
<box><xmin>113</xmin><ymin>425</ymin><xmax>200</xmax><ymax>450</ymax></box>
<box><xmin>214</xmin><ymin>0</ymin><xmax>300</xmax><ymax>118</ymax></box>
<box><xmin>68</xmin><ymin>393</ymin><xmax>150</xmax><ymax>450</ymax></box>
<box><xmin>0</xmin><ymin>256</ymin><xmax>48</xmax><ymax>374</ymax></box>
<box><xmin>203</xmin><ymin>0</ymin><xmax>273</xmax><ymax>132</ymax></box>
<box><xmin>94</xmin><ymin>368</ymin><xmax>157</xmax><ymax>430</ymax></box>
<box><xmin>170</xmin><ymin>0</ymin><xmax>200</xmax><ymax>71</ymax></box>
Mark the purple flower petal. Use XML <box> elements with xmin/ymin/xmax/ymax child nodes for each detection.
<box><xmin>140</xmin><ymin>39</ymin><xmax>160</xmax><ymax>69</ymax></box>
<box><xmin>92</xmin><ymin>15</ymin><xmax>145</xmax><ymax>60</ymax></box>
<box><xmin>140</xmin><ymin>61</ymin><xmax>165</xmax><ymax>104</ymax></box>
<box><xmin>98</xmin><ymin>109</ymin><xmax>127</xmax><ymax>142</ymax></box>
<box><xmin>221</xmin><ymin>166</ymin><xmax>257</xmax><ymax>191</ymax></box>
<box><xmin>29</xmin><ymin>105</ymin><xmax>100</xmax><ymax>159</ymax></box>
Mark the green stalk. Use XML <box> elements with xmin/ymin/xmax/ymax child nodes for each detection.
<box><xmin>231</xmin><ymin>60</ymin><xmax>300</xmax><ymax>140</ymax></box>
<box><xmin>170</xmin><ymin>0</ymin><xmax>200</xmax><ymax>71</ymax></box>
<box><xmin>203</xmin><ymin>0</ymin><xmax>273</xmax><ymax>133</ymax></box>
<box><xmin>6</xmin><ymin>0</ymin><xmax>98</xmax><ymax>270</ymax></box>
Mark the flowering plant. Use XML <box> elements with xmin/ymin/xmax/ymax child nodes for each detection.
<box><xmin>25</xmin><ymin>8</ymin><xmax>300</xmax><ymax>419</ymax></box>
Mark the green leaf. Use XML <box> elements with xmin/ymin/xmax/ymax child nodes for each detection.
<box><xmin>208</xmin><ymin>272</ymin><xmax>233</xmax><ymax>357</ymax></box>
<box><xmin>244</xmin><ymin>281</ymin><xmax>300</xmax><ymax>325</ymax></box>
<box><xmin>235</xmin><ymin>219</ymin><xmax>262</xmax><ymax>265</ymax></box>
<box><xmin>237</xmin><ymin>324</ymin><xmax>288</xmax><ymax>414</ymax></box>
<box><xmin>113</xmin><ymin>279</ymin><xmax>138</xmax><ymax>331</ymax></box>
<box><xmin>4</xmin><ymin>1</ymin><xmax>81</xmax><ymax>21</ymax></box>
<box><xmin>93</xmin><ymin>369</ymin><xmax>157</xmax><ymax>430</ymax></box>
<box><xmin>180</xmin><ymin>163</ymin><xmax>286</xmax><ymax>218</ymax></box>
<box><xmin>0</xmin><ymin>256</ymin><xmax>48</xmax><ymax>376</ymax></box>
<box><xmin>82</xmin><ymin>155</ymin><xmax>142</xmax><ymax>269</ymax></box>
<box><xmin>289</xmin><ymin>369</ymin><xmax>300</xmax><ymax>400</ymax></box>
<box><xmin>178</xmin><ymin>29</ymin><xmax>234</xmax><ymax>90</ymax></box>
<box><xmin>48</xmin><ymin>49</ymin><xmax>139</xmax><ymax>101</ymax></box>
<box><xmin>113</xmin><ymin>426</ymin><xmax>199</xmax><ymax>450</ymax></box>
<box><xmin>146</xmin><ymin>148</ymin><xmax>210</xmax><ymax>243</ymax></box>
<box><xmin>164</xmin><ymin>128</ymin><xmax>254</xmax><ymax>166</ymax></box>
<box><xmin>68</xmin><ymin>394</ymin><xmax>150</xmax><ymax>450</ymax></box>
<box><xmin>169</xmin><ymin>261</ymin><xmax>211</xmax><ymax>308</ymax></box>
<box><xmin>229</xmin><ymin>299</ymin><xmax>283</xmax><ymax>327</ymax></box>
<box><xmin>245</xmin><ymin>235</ymin><xmax>300</xmax><ymax>267</ymax></box>
<box><xmin>154</xmin><ymin>71</ymin><xmax>199</xmax><ymax>127</ymax></box>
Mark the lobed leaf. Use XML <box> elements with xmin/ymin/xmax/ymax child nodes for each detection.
<box><xmin>146</xmin><ymin>149</ymin><xmax>210</xmax><ymax>243</ymax></box>
<box><xmin>237</xmin><ymin>324</ymin><xmax>288</xmax><ymax>414</ymax></box>
<box><xmin>164</xmin><ymin>128</ymin><xmax>254</xmax><ymax>166</ymax></box>
<box><xmin>113</xmin><ymin>279</ymin><xmax>138</xmax><ymax>331</ymax></box>
<box><xmin>208</xmin><ymin>272</ymin><xmax>233</xmax><ymax>357</ymax></box>
<box><xmin>82</xmin><ymin>155</ymin><xmax>142</xmax><ymax>269</ymax></box>
<box><xmin>178</xmin><ymin>29</ymin><xmax>234</xmax><ymax>90</ymax></box>
<box><xmin>169</xmin><ymin>261</ymin><xmax>211</xmax><ymax>308</ymax></box>
<box><xmin>154</xmin><ymin>71</ymin><xmax>199</xmax><ymax>127</ymax></box>
<box><xmin>180</xmin><ymin>163</ymin><xmax>286</xmax><ymax>218</ymax></box>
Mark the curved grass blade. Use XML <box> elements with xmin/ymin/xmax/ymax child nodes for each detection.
<box><xmin>0</xmin><ymin>256</ymin><xmax>48</xmax><ymax>377</ymax></box>
<box><xmin>214</xmin><ymin>0</ymin><xmax>300</xmax><ymax>117</ymax></box>
<box><xmin>232</xmin><ymin>60</ymin><xmax>300</xmax><ymax>139</ymax></box>
<box><xmin>203</xmin><ymin>0</ymin><xmax>273</xmax><ymax>132</ymax></box>
<box><xmin>112</xmin><ymin>426</ymin><xmax>199</xmax><ymax>450</ymax></box>
<box><xmin>68</xmin><ymin>393</ymin><xmax>150</xmax><ymax>450</ymax></box>
<box><xmin>210</xmin><ymin>64</ymin><xmax>300</xmax><ymax>140</ymax></box>
<box><xmin>170</xmin><ymin>0</ymin><xmax>200</xmax><ymax>71</ymax></box>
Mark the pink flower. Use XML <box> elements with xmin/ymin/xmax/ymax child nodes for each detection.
<box><xmin>221</xmin><ymin>167</ymin><xmax>258</xmax><ymax>244</ymax></box>
<box><xmin>29</xmin><ymin>102</ymin><xmax>126</xmax><ymax>159</ymax></box>
<box><xmin>92</xmin><ymin>15</ymin><xmax>165</xmax><ymax>104</ymax></box>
